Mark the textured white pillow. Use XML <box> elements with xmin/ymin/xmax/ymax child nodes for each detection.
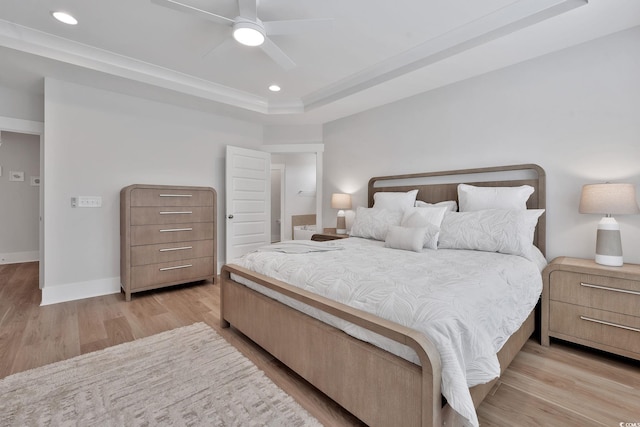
<box><xmin>458</xmin><ymin>184</ymin><xmax>534</xmax><ymax>212</ymax></box>
<box><xmin>373</xmin><ymin>190</ymin><xmax>419</xmax><ymax>211</ymax></box>
<box><xmin>401</xmin><ymin>207</ymin><xmax>447</xmax><ymax>249</ymax></box>
<box><xmin>402</xmin><ymin>206</ymin><xmax>447</xmax><ymax>227</ymax></box>
<box><xmin>438</xmin><ymin>209</ymin><xmax>545</xmax><ymax>259</ymax></box>
<box><xmin>350</xmin><ymin>207</ymin><xmax>403</xmax><ymax>241</ymax></box>
<box><xmin>415</xmin><ymin>200</ymin><xmax>458</xmax><ymax>212</ymax></box>
<box><xmin>384</xmin><ymin>226</ymin><xmax>426</xmax><ymax>252</ymax></box>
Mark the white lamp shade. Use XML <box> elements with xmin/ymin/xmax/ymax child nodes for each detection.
<box><xmin>579</xmin><ymin>182</ymin><xmax>639</xmax><ymax>267</ymax></box>
<box><xmin>579</xmin><ymin>183</ymin><xmax>640</xmax><ymax>215</ymax></box>
<box><xmin>331</xmin><ymin>193</ymin><xmax>352</xmax><ymax>210</ymax></box>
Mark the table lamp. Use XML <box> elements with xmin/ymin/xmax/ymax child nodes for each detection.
<box><xmin>331</xmin><ymin>193</ymin><xmax>352</xmax><ymax>235</ymax></box>
<box><xmin>579</xmin><ymin>183</ymin><xmax>640</xmax><ymax>266</ymax></box>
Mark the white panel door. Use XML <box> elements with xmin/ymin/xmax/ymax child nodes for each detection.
<box><xmin>225</xmin><ymin>146</ymin><xmax>271</xmax><ymax>261</ymax></box>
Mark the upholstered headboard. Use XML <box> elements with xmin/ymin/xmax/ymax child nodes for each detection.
<box><xmin>368</xmin><ymin>164</ymin><xmax>546</xmax><ymax>255</ymax></box>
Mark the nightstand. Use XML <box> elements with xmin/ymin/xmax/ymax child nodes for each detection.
<box><xmin>541</xmin><ymin>257</ymin><xmax>640</xmax><ymax>361</ymax></box>
<box><xmin>311</xmin><ymin>228</ymin><xmax>349</xmax><ymax>242</ymax></box>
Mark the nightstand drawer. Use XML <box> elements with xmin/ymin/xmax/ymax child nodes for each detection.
<box><xmin>549</xmin><ymin>301</ymin><xmax>640</xmax><ymax>354</ymax></box>
<box><xmin>549</xmin><ymin>271</ymin><xmax>640</xmax><ymax>316</ymax></box>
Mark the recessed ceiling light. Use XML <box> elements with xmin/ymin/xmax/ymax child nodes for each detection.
<box><xmin>51</xmin><ymin>11</ymin><xmax>78</xmax><ymax>25</ymax></box>
<box><xmin>269</xmin><ymin>85</ymin><xmax>281</xmax><ymax>92</ymax></box>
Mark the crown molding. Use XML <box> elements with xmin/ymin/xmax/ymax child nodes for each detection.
<box><xmin>0</xmin><ymin>19</ymin><xmax>278</xmax><ymax>113</ymax></box>
<box><xmin>302</xmin><ymin>0</ymin><xmax>587</xmax><ymax>111</ymax></box>
<box><xmin>0</xmin><ymin>0</ymin><xmax>586</xmax><ymax>117</ymax></box>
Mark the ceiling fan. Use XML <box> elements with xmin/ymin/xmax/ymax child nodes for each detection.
<box><xmin>151</xmin><ymin>0</ymin><xmax>334</xmax><ymax>70</ymax></box>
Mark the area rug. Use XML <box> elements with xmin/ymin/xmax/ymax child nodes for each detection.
<box><xmin>0</xmin><ymin>322</ymin><xmax>323</xmax><ymax>426</ymax></box>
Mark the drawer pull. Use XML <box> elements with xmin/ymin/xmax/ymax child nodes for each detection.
<box><xmin>159</xmin><ymin>228</ymin><xmax>193</xmax><ymax>232</ymax></box>
<box><xmin>159</xmin><ymin>246</ymin><xmax>193</xmax><ymax>252</ymax></box>
<box><xmin>159</xmin><ymin>194</ymin><xmax>192</xmax><ymax>197</ymax></box>
<box><xmin>580</xmin><ymin>282</ymin><xmax>640</xmax><ymax>296</ymax></box>
<box><xmin>159</xmin><ymin>264</ymin><xmax>193</xmax><ymax>271</ymax></box>
<box><xmin>580</xmin><ymin>316</ymin><xmax>640</xmax><ymax>333</ymax></box>
<box><xmin>159</xmin><ymin>211</ymin><xmax>193</xmax><ymax>215</ymax></box>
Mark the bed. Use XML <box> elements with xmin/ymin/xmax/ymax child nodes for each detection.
<box><xmin>220</xmin><ymin>164</ymin><xmax>546</xmax><ymax>427</ymax></box>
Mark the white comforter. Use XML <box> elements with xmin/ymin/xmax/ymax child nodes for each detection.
<box><xmin>230</xmin><ymin>237</ymin><xmax>544</xmax><ymax>427</ymax></box>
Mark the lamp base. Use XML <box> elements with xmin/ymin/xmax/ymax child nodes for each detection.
<box><xmin>594</xmin><ymin>217</ymin><xmax>623</xmax><ymax>267</ymax></box>
<box><xmin>595</xmin><ymin>254</ymin><xmax>623</xmax><ymax>267</ymax></box>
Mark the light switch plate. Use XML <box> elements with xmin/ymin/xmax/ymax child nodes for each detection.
<box><xmin>71</xmin><ymin>196</ymin><xmax>102</xmax><ymax>208</ymax></box>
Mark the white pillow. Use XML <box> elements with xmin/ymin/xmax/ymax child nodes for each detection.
<box><xmin>385</xmin><ymin>226</ymin><xmax>426</xmax><ymax>252</ymax></box>
<box><xmin>401</xmin><ymin>207</ymin><xmax>447</xmax><ymax>249</ymax></box>
<box><xmin>415</xmin><ymin>200</ymin><xmax>458</xmax><ymax>212</ymax></box>
<box><xmin>438</xmin><ymin>209</ymin><xmax>545</xmax><ymax>259</ymax></box>
<box><xmin>458</xmin><ymin>184</ymin><xmax>534</xmax><ymax>212</ymax></box>
<box><xmin>373</xmin><ymin>190</ymin><xmax>419</xmax><ymax>211</ymax></box>
<box><xmin>350</xmin><ymin>207</ymin><xmax>403</xmax><ymax>241</ymax></box>
<box><xmin>402</xmin><ymin>207</ymin><xmax>447</xmax><ymax>227</ymax></box>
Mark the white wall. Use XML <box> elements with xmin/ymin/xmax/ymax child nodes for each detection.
<box><xmin>323</xmin><ymin>26</ymin><xmax>640</xmax><ymax>264</ymax></box>
<box><xmin>0</xmin><ymin>85</ymin><xmax>44</xmax><ymax>122</ymax></box>
<box><xmin>0</xmin><ymin>131</ymin><xmax>40</xmax><ymax>263</ymax></box>
<box><xmin>42</xmin><ymin>78</ymin><xmax>262</xmax><ymax>304</ymax></box>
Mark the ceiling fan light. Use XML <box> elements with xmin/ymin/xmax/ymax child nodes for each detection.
<box><xmin>233</xmin><ymin>21</ymin><xmax>265</xmax><ymax>47</ymax></box>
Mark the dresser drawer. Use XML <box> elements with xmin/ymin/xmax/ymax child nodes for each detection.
<box><xmin>130</xmin><ymin>207</ymin><xmax>213</xmax><ymax>225</ymax></box>
<box><xmin>131</xmin><ymin>240</ymin><xmax>214</xmax><ymax>266</ymax></box>
<box><xmin>549</xmin><ymin>271</ymin><xmax>640</xmax><ymax>316</ymax></box>
<box><xmin>131</xmin><ymin>222</ymin><xmax>214</xmax><ymax>246</ymax></box>
<box><xmin>549</xmin><ymin>301</ymin><xmax>640</xmax><ymax>354</ymax></box>
<box><xmin>131</xmin><ymin>188</ymin><xmax>214</xmax><ymax>207</ymax></box>
<box><xmin>130</xmin><ymin>257</ymin><xmax>214</xmax><ymax>290</ymax></box>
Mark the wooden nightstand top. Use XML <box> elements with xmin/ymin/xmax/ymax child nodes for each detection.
<box><xmin>545</xmin><ymin>257</ymin><xmax>640</xmax><ymax>280</ymax></box>
<box><xmin>311</xmin><ymin>228</ymin><xmax>349</xmax><ymax>241</ymax></box>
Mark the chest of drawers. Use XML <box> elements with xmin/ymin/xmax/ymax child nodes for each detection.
<box><xmin>541</xmin><ymin>257</ymin><xmax>640</xmax><ymax>361</ymax></box>
<box><xmin>120</xmin><ymin>184</ymin><xmax>217</xmax><ymax>301</ymax></box>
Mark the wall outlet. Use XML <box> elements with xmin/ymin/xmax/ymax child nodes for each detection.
<box><xmin>71</xmin><ymin>196</ymin><xmax>102</xmax><ymax>208</ymax></box>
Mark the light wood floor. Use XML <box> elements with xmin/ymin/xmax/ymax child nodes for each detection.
<box><xmin>1</xmin><ymin>262</ymin><xmax>639</xmax><ymax>426</ymax></box>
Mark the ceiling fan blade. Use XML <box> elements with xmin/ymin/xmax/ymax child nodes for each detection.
<box><xmin>263</xmin><ymin>18</ymin><xmax>334</xmax><ymax>36</ymax></box>
<box><xmin>237</xmin><ymin>0</ymin><xmax>258</xmax><ymax>21</ymax></box>
<box><xmin>151</xmin><ymin>0</ymin><xmax>234</xmax><ymax>27</ymax></box>
<box><xmin>201</xmin><ymin>35</ymin><xmax>233</xmax><ymax>58</ymax></box>
<box><xmin>260</xmin><ymin>37</ymin><xmax>296</xmax><ymax>70</ymax></box>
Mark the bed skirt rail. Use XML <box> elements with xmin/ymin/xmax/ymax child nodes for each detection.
<box><xmin>220</xmin><ymin>263</ymin><xmax>444</xmax><ymax>427</ymax></box>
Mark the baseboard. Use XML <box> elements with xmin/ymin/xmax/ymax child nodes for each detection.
<box><xmin>0</xmin><ymin>251</ymin><xmax>39</xmax><ymax>265</ymax></box>
<box><xmin>41</xmin><ymin>276</ymin><xmax>121</xmax><ymax>306</ymax></box>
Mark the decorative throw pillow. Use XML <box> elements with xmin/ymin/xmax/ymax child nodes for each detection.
<box><xmin>438</xmin><ymin>209</ymin><xmax>545</xmax><ymax>259</ymax></box>
<box><xmin>400</xmin><ymin>206</ymin><xmax>447</xmax><ymax>249</ymax></box>
<box><xmin>384</xmin><ymin>226</ymin><xmax>427</xmax><ymax>252</ymax></box>
<box><xmin>373</xmin><ymin>190</ymin><xmax>419</xmax><ymax>211</ymax></box>
<box><xmin>350</xmin><ymin>207</ymin><xmax>403</xmax><ymax>241</ymax></box>
<box><xmin>415</xmin><ymin>200</ymin><xmax>458</xmax><ymax>212</ymax></box>
<box><xmin>457</xmin><ymin>184</ymin><xmax>534</xmax><ymax>212</ymax></box>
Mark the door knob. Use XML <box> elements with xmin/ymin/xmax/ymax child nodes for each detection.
<box><xmin>228</xmin><ymin>214</ymin><xmax>234</xmax><ymax>219</ymax></box>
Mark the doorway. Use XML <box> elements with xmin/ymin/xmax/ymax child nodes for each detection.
<box><xmin>0</xmin><ymin>116</ymin><xmax>44</xmax><ymax>289</ymax></box>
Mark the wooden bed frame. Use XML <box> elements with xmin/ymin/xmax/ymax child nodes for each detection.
<box><xmin>221</xmin><ymin>164</ymin><xmax>546</xmax><ymax>427</ymax></box>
